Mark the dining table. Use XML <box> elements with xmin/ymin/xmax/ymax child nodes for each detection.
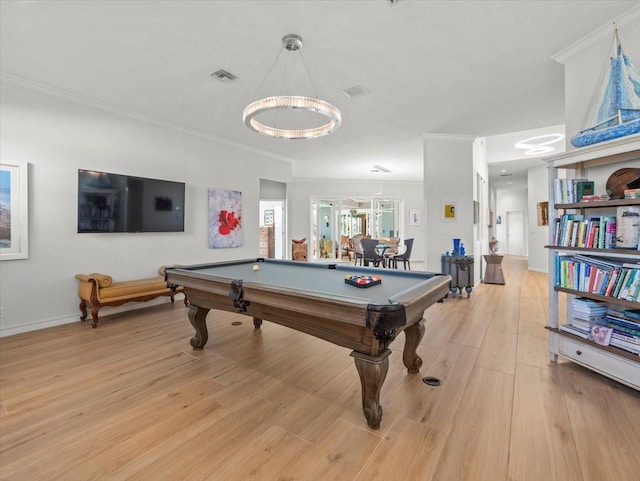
<box><xmin>375</xmin><ymin>243</ymin><xmax>391</xmax><ymax>267</ymax></box>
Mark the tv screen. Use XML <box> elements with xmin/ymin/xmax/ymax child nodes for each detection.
<box><xmin>78</xmin><ymin>170</ymin><xmax>185</xmax><ymax>233</ymax></box>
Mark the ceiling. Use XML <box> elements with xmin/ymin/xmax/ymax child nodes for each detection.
<box><xmin>1</xmin><ymin>0</ymin><xmax>637</xmax><ymax>184</ymax></box>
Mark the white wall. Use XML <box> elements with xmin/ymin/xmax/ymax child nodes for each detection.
<box><xmin>0</xmin><ymin>79</ymin><xmax>292</xmax><ymax>335</ymax></box>
<box><xmin>287</xmin><ymin>180</ymin><xmax>424</xmax><ymax>262</ymax></box>
<box><xmin>473</xmin><ymin>137</ymin><xmax>490</xmax><ymax>281</ymax></box>
<box><xmin>527</xmin><ymin>163</ymin><xmax>550</xmax><ymax>272</ymax></box>
<box><xmin>423</xmin><ymin>135</ymin><xmax>476</xmax><ymax>277</ymax></box>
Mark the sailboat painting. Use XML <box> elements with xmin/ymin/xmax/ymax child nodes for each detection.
<box><xmin>570</xmin><ymin>26</ymin><xmax>640</xmax><ymax>148</ymax></box>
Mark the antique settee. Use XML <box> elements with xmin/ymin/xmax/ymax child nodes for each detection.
<box><xmin>75</xmin><ymin>267</ymin><xmax>187</xmax><ymax>327</ymax></box>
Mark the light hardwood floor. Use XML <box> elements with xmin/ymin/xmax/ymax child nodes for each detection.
<box><xmin>1</xmin><ymin>256</ymin><xmax>639</xmax><ymax>481</ymax></box>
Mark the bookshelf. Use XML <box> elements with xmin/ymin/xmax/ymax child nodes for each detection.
<box><xmin>546</xmin><ymin>135</ymin><xmax>640</xmax><ymax>391</ymax></box>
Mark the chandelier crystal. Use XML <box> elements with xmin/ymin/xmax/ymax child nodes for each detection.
<box><xmin>243</xmin><ymin>34</ymin><xmax>341</xmax><ymax>140</ymax></box>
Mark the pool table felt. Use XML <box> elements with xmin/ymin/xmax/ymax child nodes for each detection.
<box><xmin>184</xmin><ymin>259</ymin><xmax>440</xmax><ymax>306</ymax></box>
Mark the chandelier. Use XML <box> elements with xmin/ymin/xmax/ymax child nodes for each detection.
<box><xmin>243</xmin><ymin>34</ymin><xmax>341</xmax><ymax>140</ymax></box>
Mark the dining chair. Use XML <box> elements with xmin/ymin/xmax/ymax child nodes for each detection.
<box><xmin>323</xmin><ymin>239</ymin><xmax>334</xmax><ymax>259</ymax></box>
<box><xmin>383</xmin><ymin>237</ymin><xmax>400</xmax><ymax>267</ymax></box>
<box><xmin>360</xmin><ymin>238</ymin><xmax>384</xmax><ymax>267</ymax></box>
<box><xmin>353</xmin><ymin>235</ymin><xmax>364</xmax><ymax>265</ymax></box>
<box><xmin>391</xmin><ymin>238</ymin><xmax>414</xmax><ymax>270</ymax></box>
<box><xmin>340</xmin><ymin>235</ymin><xmax>352</xmax><ymax>260</ymax></box>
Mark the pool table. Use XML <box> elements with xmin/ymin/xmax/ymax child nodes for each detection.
<box><xmin>165</xmin><ymin>258</ymin><xmax>451</xmax><ymax>429</ymax></box>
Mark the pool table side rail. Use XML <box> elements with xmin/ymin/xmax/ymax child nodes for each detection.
<box><xmin>172</xmin><ymin>277</ymin><xmax>381</xmax><ymax>353</ymax></box>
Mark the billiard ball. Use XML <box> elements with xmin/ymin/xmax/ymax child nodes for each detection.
<box><xmin>253</xmin><ymin>264</ymin><xmax>259</xmax><ymax>271</ymax></box>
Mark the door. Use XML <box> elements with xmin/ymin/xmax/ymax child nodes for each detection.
<box><xmin>506</xmin><ymin>210</ymin><xmax>524</xmax><ymax>255</ymax></box>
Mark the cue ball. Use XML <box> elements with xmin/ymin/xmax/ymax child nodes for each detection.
<box><xmin>253</xmin><ymin>264</ymin><xmax>260</xmax><ymax>271</ymax></box>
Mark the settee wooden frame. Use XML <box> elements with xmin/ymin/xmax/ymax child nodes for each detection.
<box><xmin>75</xmin><ymin>271</ymin><xmax>187</xmax><ymax>328</ymax></box>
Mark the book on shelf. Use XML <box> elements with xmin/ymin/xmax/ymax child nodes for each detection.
<box><xmin>572</xmin><ymin>297</ymin><xmax>607</xmax><ymax>316</ymax></box>
<box><xmin>609</xmin><ymin>337</ymin><xmax>640</xmax><ymax>355</ymax></box>
<box><xmin>624</xmin><ymin>188</ymin><xmax>640</xmax><ymax>199</ymax></box>
<box><xmin>608</xmin><ymin>308</ymin><xmax>640</xmax><ymax>322</ymax></box>
<box><xmin>588</xmin><ymin>324</ymin><xmax>613</xmax><ymax>346</ymax></box>
<box><xmin>611</xmin><ymin>331</ymin><xmax>640</xmax><ymax>345</ymax></box>
<box><xmin>606</xmin><ymin>320</ymin><xmax>640</xmax><ymax>338</ymax></box>
<box><xmin>554</xmin><ymin>178</ymin><xmax>594</xmax><ymax>204</ymax></box>
<box><xmin>615</xmin><ymin>270</ymin><xmax>639</xmax><ymax>301</ymax></box>
<box><xmin>604</xmin><ymin>218</ymin><xmax>617</xmax><ymax>249</ymax></box>
<box><xmin>576</xmin><ymin>181</ymin><xmax>595</xmax><ymax>202</ymax></box>
<box><xmin>604</xmin><ymin>309</ymin><xmax>640</xmax><ymax>353</ymax></box>
<box><xmin>607</xmin><ymin>311</ymin><xmax>640</xmax><ymax>334</ymax></box>
<box><xmin>559</xmin><ymin>323</ymin><xmax>590</xmax><ymax>339</ymax></box>
<box><xmin>570</xmin><ymin>318</ymin><xmax>597</xmax><ymax>331</ymax></box>
<box><xmin>555</xmin><ymin>255</ymin><xmax>640</xmax><ymax>300</ymax></box>
<box><xmin>551</xmin><ymin>215</ymin><xmax>619</xmax><ymax>249</ymax></box>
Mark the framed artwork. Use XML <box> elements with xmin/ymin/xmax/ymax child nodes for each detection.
<box><xmin>264</xmin><ymin>209</ymin><xmax>274</xmax><ymax>226</ymax></box>
<box><xmin>473</xmin><ymin>200</ymin><xmax>480</xmax><ymax>224</ymax></box>
<box><xmin>442</xmin><ymin>201</ymin><xmax>456</xmax><ymax>221</ymax></box>
<box><xmin>0</xmin><ymin>161</ymin><xmax>29</xmax><ymax>261</ymax></box>
<box><xmin>409</xmin><ymin>209</ymin><xmax>421</xmax><ymax>226</ymax></box>
<box><xmin>537</xmin><ymin>201</ymin><xmax>549</xmax><ymax>226</ymax></box>
<box><xmin>208</xmin><ymin>188</ymin><xmax>242</xmax><ymax>248</ymax></box>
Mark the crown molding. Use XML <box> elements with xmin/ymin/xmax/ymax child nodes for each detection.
<box><xmin>0</xmin><ymin>72</ymin><xmax>295</xmax><ymax>165</ymax></box>
<box><xmin>552</xmin><ymin>4</ymin><xmax>640</xmax><ymax>64</ymax></box>
<box><xmin>292</xmin><ymin>177</ymin><xmax>422</xmax><ymax>185</ymax></box>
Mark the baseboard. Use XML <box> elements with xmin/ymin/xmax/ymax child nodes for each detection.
<box><xmin>528</xmin><ymin>267</ymin><xmax>548</xmax><ymax>274</ymax></box>
<box><xmin>0</xmin><ymin>295</ymin><xmax>185</xmax><ymax>338</ymax></box>
<box><xmin>0</xmin><ymin>314</ymin><xmax>79</xmax><ymax>337</ymax></box>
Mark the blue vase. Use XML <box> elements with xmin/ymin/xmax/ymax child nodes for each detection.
<box><xmin>453</xmin><ymin>238</ymin><xmax>461</xmax><ymax>255</ymax></box>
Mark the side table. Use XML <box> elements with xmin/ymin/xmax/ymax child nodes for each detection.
<box><xmin>441</xmin><ymin>254</ymin><xmax>474</xmax><ymax>298</ymax></box>
<box><xmin>483</xmin><ymin>254</ymin><xmax>505</xmax><ymax>284</ymax></box>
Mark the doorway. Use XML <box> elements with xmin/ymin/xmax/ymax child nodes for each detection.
<box><xmin>259</xmin><ymin>200</ymin><xmax>284</xmax><ymax>259</ymax></box>
<box><xmin>310</xmin><ymin>197</ymin><xmax>403</xmax><ymax>261</ymax></box>
<box><xmin>506</xmin><ymin>210</ymin><xmax>524</xmax><ymax>255</ymax></box>
<box><xmin>259</xmin><ymin>179</ymin><xmax>286</xmax><ymax>259</ymax></box>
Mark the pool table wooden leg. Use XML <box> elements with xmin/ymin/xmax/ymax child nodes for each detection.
<box><xmin>253</xmin><ymin>317</ymin><xmax>263</xmax><ymax>328</ymax></box>
<box><xmin>402</xmin><ymin>319</ymin><xmax>425</xmax><ymax>373</ymax></box>
<box><xmin>350</xmin><ymin>349</ymin><xmax>391</xmax><ymax>429</ymax></box>
<box><xmin>187</xmin><ymin>304</ymin><xmax>210</xmax><ymax>349</ymax></box>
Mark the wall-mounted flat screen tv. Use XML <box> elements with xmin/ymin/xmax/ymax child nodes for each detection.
<box><xmin>78</xmin><ymin>169</ymin><xmax>185</xmax><ymax>233</ymax></box>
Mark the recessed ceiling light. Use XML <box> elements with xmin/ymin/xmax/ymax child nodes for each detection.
<box><xmin>515</xmin><ymin>134</ymin><xmax>564</xmax><ymax>156</ymax></box>
<box><xmin>501</xmin><ymin>169</ymin><xmax>507</xmax><ymax>173</ymax></box>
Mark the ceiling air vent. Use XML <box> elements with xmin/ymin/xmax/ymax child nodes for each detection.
<box><xmin>343</xmin><ymin>85</ymin><xmax>370</xmax><ymax>98</ymax></box>
<box><xmin>371</xmin><ymin>164</ymin><xmax>391</xmax><ymax>174</ymax></box>
<box><xmin>210</xmin><ymin>69</ymin><xmax>237</xmax><ymax>82</ymax></box>
<box><xmin>500</xmin><ymin>173</ymin><xmax>513</xmax><ymax>177</ymax></box>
